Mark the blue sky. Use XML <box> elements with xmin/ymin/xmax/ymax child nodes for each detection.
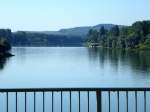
<box><xmin>0</xmin><ymin>0</ymin><xmax>150</xmax><ymax>31</ymax></box>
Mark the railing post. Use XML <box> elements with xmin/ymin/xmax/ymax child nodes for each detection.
<box><xmin>96</xmin><ymin>90</ymin><xmax>102</xmax><ymax>112</ymax></box>
<box><xmin>87</xmin><ymin>91</ymin><xmax>90</xmax><ymax>112</ymax></box>
<box><xmin>6</xmin><ymin>92</ymin><xmax>8</xmax><ymax>112</ymax></box>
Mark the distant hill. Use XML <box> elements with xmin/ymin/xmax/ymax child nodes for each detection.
<box><xmin>58</xmin><ymin>24</ymin><xmax>125</xmax><ymax>37</ymax></box>
<box><xmin>0</xmin><ymin>23</ymin><xmax>124</xmax><ymax>47</ymax></box>
<box><xmin>25</xmin><ymin>24</ymin><xmax>120</xmax><ymax>37</ymax></box>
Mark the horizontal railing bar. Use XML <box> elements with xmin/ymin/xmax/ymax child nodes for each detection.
<box><xmin>0</xmin><ymin>88</ymin><xmax>149</xmax><ymax>92</ymax></box>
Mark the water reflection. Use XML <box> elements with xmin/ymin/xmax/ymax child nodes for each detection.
<box><xmin>0</xmin><ymin>57</ymin><xmax>10</xmax><ymax>70</ymax></box>
<box><xmin>0</xmin><ymin>47</ymin><xmax>150</xmax><ymax>88</ymax></box>
<box><xmin>88</xmin><ymin>48</ymin><xmax>150</xmax><ymax>74</ymax></box>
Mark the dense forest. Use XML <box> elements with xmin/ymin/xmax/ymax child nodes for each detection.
<box><xmin>0</xmin><ymin>37</ymin><xmax>12</xmax><ymax>57</ymax></box>
<box><xmin>0</xmin><ymin>24</ymin><xmax>117</xmax><ymax>47</ymax></box>
<box><xmin>12</xmin><ymin>32</ymin><xmax>83</xmax><ymax>46</ymax></box>
<box><xmin>87</xmin><ymin>20</ymin><xmax>150</xmax><ymax>50</ymax></box>
<box><xmin>0</xmin><ymin>29</ymin><xmax>83</xmax><ymax>47</ymax></box>
<box><xmin>1</xmin><ymin>20</ymin><xmax>150</xmax><ymax>49</ymax></box>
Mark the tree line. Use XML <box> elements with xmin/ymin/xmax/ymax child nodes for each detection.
<box><xmin>0</xmin><ymin>29</ymin><xmax>83</xmax><ymax>47</ymax></box>
<box><xmin>13</xmin><ymin>32</ymin><xmax>83</xmax><ymax>46</ymax></box>
<box><xmin>87</xmin><ymin>20</ymin><xmax>150</xmax><ymax>50</ymax></box>
<box><xmin>0</xmin><ymin>37</ymin><xmax>11</xmax><ymax>57</ymax></box>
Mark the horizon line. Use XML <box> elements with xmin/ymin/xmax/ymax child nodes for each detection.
<box><xmin>1</xmin><ymin>20</ymin><xmax>150</xmax><ymax>32</ymax></box>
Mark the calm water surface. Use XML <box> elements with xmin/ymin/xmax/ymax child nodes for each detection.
<box><xmin>0</xmin><ymin>47</ymin><xmax>150</xmax><ymax>112</ymax></box>
<box><xmin>0</xmin><ymin>47</ymin><xmax>150</xmax><ymax>88</ymax></box>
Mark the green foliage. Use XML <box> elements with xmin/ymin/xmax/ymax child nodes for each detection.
<box><xmin>87</xmin><ymin>29</ymin><xmax>99</xmax><ymax>43</ymax></box>
<box><xmin>0</xmin><ymin>29</ymin><xmax>12</xmax><ymax>55</ymax></box>
<box><xmin>87</xmin><ymin>20</ymin><xmax>150</xmax><ymax>50</ymax></box>
<box><xmin>138</xmin><ymin>44</ymin><xmax>150</xmax><ymax>50</ymax></box>
<box><xmin>12</xmin><ymin>31</ymin><xmax>83</xmax><ymax>46</ymax></box>
<box><xmin>109</xmin><ymin>25</ymin><xmax>120</xmax><ymax>37</ymax></box>
<box><xmin>0</xmin><ymin>29</ymin><xmax>83</xmax><ymax>47</ymax></box>
<box><xmin>99</xmin><ymin>26</ymin><xmax>107</xmax><ymax>36</ymax></box>
<box><xmin>144</xmin><ymin>34</ymin><xmax>150</xmax><ymax>46</ymax></box>
<box><xmin>0</xmin><ymin>37</ymin><xmax>11</xmax><ymax>53</ymax></box>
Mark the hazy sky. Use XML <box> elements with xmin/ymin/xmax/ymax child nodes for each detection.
<box><xmin>0</xmin><ymin>0</ymin><xmax>150</xmax><ymax>31</ymax></box>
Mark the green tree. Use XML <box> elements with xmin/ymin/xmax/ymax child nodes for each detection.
<box><xmin>0</xmin><ymin>37</ymin><xmax>11</xmax><ymax>53</ymax></box>
<box><xmin>99</xmin><ymin>26</ymin><xmax>106</xmax><ymax>36</ymax></box>
<box><xmin>110</xmin><ymin>25</ymin><xmax>120</xmax><ymax>37</ymax></box>
<box><xmin>86</xmin><ymin>20</ymin><xmax>150</xmax><ymax>50</ymax></box>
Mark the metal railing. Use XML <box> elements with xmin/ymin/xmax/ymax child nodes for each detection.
<box><xmin>0</xmin><ymin>88</ymin><xmax>150</xmax><ymax>112</ymax></box>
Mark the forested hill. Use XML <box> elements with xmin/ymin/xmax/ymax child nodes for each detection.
<box><xmin>12</xmin><ymin>32</ymin><xmax>83</xmax><ymax>46</ymax></box>
<box><xmin>57</xmin><ymin>24</ymin><xmax>116</xmax><ymax>36</ymax></box>
<box><xmin>0</xmin><ymin>30</ymin><xmax>83</xmax><ymax>47</ymax></box>
<box><xmin>87</xmin><ymin>20</ymin><xmax>150</xmax><ymax>50</ymax></box>
<box><xmin>0</xmin><ymin>24</ymin><xmax>117</xmax><ymax>47</ymax></box>
<box><xmin>35</xmin><ymin>24</ymin><xmax>116</xmax><ymax>37</ymax></box>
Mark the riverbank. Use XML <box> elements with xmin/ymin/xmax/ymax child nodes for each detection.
<box><xmin>86</xmin><ymin>21</ymin><xmax>150</xmax><ymax>51</ymax></box>
<box><xmin>0</xmin><ymin>52</ymin><xmax>14</xmax><ymax>58</ymax></box>
<box><xmin>86</xmin><ymin>42</ymin><xmax>150</xmax><ymax>51</ymax></box>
